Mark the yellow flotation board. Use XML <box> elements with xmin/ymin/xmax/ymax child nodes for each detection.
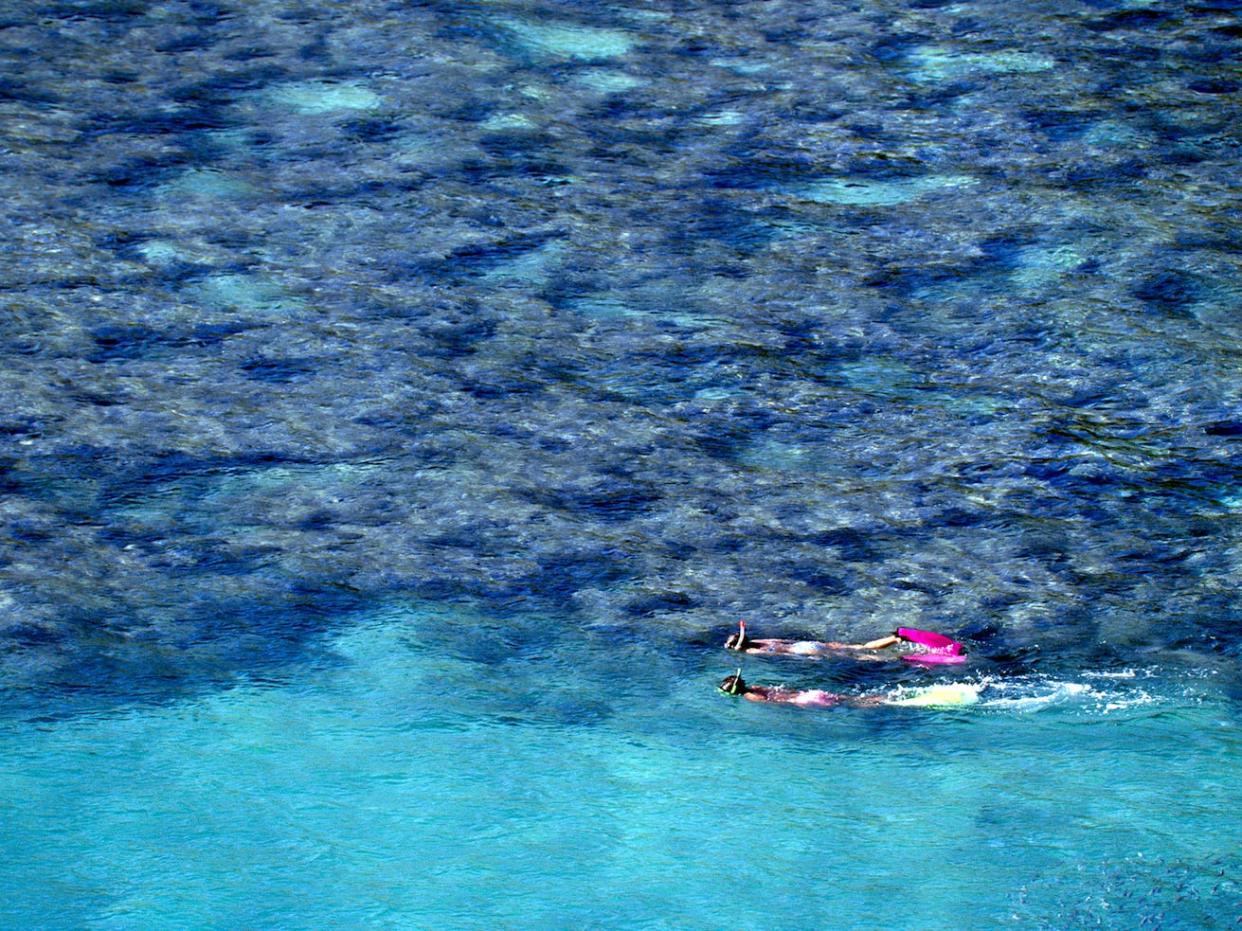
<box><xmin>888</xmin><ymin>683</ymin><xmax>981</xmax><ymax>707</ymax></box>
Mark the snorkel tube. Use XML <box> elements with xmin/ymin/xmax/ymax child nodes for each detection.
<box><xmin>895</xmin><ymin>627</ymin><xmax>967</xmax><ymax>665</ymax></box>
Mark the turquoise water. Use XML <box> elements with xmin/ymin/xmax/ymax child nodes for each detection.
<box><xmin>4</xmin><ymin>0</ymin><xmax>1242</xmax><ymax>925</ymax></box>
<box><xmin>4</xmin><ymin>605</ymin><xmax>1239</xmax><ymax>928</ymax></box>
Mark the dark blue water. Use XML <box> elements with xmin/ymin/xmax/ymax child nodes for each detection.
<box><xmin>2</xmin><ymin>0</ymin><xmax>1241</xmax><ymax>925</ymax></box>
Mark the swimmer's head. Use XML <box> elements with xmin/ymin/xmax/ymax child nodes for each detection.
<box><xmin>718</xmin><ymin>671</ymin><xmax>747</xmax><ymax>696</ymax></box>
<box><xmin>726</xmin><ymin>620</ymin><xmax>749</xmax><ymax>651</ymax></box>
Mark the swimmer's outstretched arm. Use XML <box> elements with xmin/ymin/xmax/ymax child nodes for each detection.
<box><xmin>800</xmin><ymin>634</ymin><xmax>900</xmax><ymax>651</ymax></box>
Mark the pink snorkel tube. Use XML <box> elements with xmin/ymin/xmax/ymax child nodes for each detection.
<box><xmin>895</xmin><ymin>627</ymin><xmax>967</xmax><ymax>665</ymax></box>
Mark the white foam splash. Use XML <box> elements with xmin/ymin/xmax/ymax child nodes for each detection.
<box><xmin>950</xmin><ymin>672</ymin><xmax>1184</xmax><ymax>715</ymax></box>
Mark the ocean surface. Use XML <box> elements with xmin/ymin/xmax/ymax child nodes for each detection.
<box><xmin>1</xmin><ymin>0</ymin><xmax>1240</xmax><ymax>926</ymax></box>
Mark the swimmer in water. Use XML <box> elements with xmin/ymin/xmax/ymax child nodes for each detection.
<box><xmin>724</xmin><ymin>620</ymin><xmax>900</xmax><ymax>656</ymax></box>
<box><xmin>724</xmin><ymin>620</ymin><xmax>966</xmax><ymax>665</ymax></box>
<box><xmin>716</xmin><ymin>671</ymin><xmax>888</xmax><ymax>707</ymax></box>
<box><xmin>717</xmin><ymin>671</ymin><xmax>980</xmax><ymax>708</ymax></box>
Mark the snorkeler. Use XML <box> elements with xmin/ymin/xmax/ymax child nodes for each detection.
<box><xmin>724</xmin><ymin>620</ymin><xmax>967</xmax><ymax>665</ymax></box>
<box><xmin>716</xmin><ymin>670</ymin><xmax>887</xmax><ymax>707</ymax></box>
<box><xmin>717</xmin><ymin>670</ymin><xmax>980</xmax><ymax>708</ymax></box>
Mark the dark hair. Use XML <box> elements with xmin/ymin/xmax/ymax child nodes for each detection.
<box><xmin>718</xmin><ymin>673</ymin><xmax>746</xmax><ymax>696</ymax></box>
<box><xmin>725</xmin><ymin>633</ymin><xmax>748</xmax><ymax>651</ymax></box>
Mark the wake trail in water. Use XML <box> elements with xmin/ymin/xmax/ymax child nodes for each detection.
<box><xmin>941</xmin><ymin>667</ymin><xmax>1215</xmax><ymax>717</ymax></box>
